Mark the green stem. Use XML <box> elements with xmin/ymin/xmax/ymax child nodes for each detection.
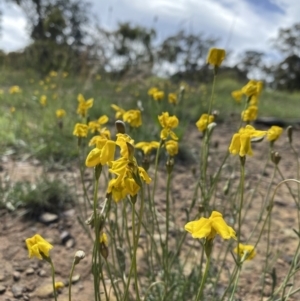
<box><xmin>123</xmin><ymin>186</ymin><xmax>145</xmax><ymax>301</ymax></box>
<box><xmin>49</xmin><ymin>259</ymin><xmax>58</xmax><ymax>301</ymax></box>
<box><xmin>237</xmin><ymin>158</ymin><xmax>245</xmax><ymax>255</ymax></box>
<box><xmin>195</xmin><ymin>253</ymin><xmax>211</xmax><ymax>301</ymax></box>
<box><xmin>68</xmin><ymin>262</ymin><xmax>75</xmax><ymax>301</ymax></box>
<box><xmin>228</xmin><ymin>266</ymin><xmax>242</xmax><ymax>301</ymax></box>
<box><xmin>165</xmin><ymin>168</ymin><xmax>172</xmax><ymax>283</ymax></box>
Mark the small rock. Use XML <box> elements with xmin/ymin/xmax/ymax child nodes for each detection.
<box><xmin>13</xmin><ymin>271</ymin><xmax>21</xmax><ymax>281</ymax></box>
<box><xmin>11</xmin><ymin>284</ymin><xmax>24</xmax><ymax>298</ymax></box>
<box><xmin>39</xmin><ymin>212</ymin><xmax>59</xmax><ymax>224</ymax></box>
<box><xmin>38</xmin><ymin>270</ymin><xmax>47</xmax><ymax>277</ymax></box>
<box><xmin>23</xmin><ymin>294</ymin><xmax>30</xmax><ymax>301</ymax></box>
<box><xmin>66</xmin><ymin>238</ymin><xmax>75</xmax><ymax>249</ymax></box>
<box><xmin>35</xmin><ymin>284</ymin><xmax>54</xmax><ymax>298</ymax></box>
<box><xmin>60</xmin><ymin>231</ymin><xmax>71</xmax><ymax>244</ymax></box>
<box><xmin>0</xmin><ymin>285</ymin><xmax>6</xmax><ymax>293</ymax></box>
<box><xmin>25</xmin><ymin>268</ymin><xmax>34</xmax><ymax>276</ymax></box>
<box><xmin>71</xmin><ymin>274</ymin><xmax>80</xmax><ymax>284</ymax></box>
<box><xmin>63</xmin><ymin>209</ymin><xmax>75</xmax><ymax>217</ymax></box>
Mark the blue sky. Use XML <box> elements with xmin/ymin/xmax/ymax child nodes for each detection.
<box><xmin>0</xmin><ymin>0</ymin><xmax>299</xmax><ymax>67</ymax></box>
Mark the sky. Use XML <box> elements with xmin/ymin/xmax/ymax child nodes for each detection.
<box><xmin>1</xmin><ymin>0</ymin><xmax>299</xmax><ymax>67</ymax></box>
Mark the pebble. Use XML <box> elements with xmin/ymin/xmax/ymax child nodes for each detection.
<box><xmin>38</xmin><ymin>270</ymin><xmax>47</xmax><ymax>277</ymax></box>
<box><xmin>60</xmin><ymin>231</ymin><xmax>71</xmax><ymax>244</ymax></box>
<box><xmin>66</xmin><ymin>238</ymin><xmax>75</xmax><ymax>249</ymax></box>
<box><xmin>11</xmin><ymin>284</ymin><xmax>24</xmax><ymax>298</ymax></box>
<box><xmin>35</xmin><ymin>284</ymin><xmax>54</xmax><ymax>298</ymax></box>
<box><xmin>39</xmin><ymin>212</ymin><xmax>59</xmax><ymax>224</ymax></box>
<box><xmin>71</xmin><ymin>274</ymin><xmax>80</xmax><ymax>284</ymax></box>
<box><xmin>13</xmin><ymin>271</ymin><xmax>21</xmax><ymax>281</ymax></box>
<box><xmin>25</xmin><ymin>268</ymin><xmax>35</xmax><ymax>276</ymax></box>
<box><xmin>0</xmin><ymin>285</ymin><xmax>6</xmax><ymax>293</ymax></box>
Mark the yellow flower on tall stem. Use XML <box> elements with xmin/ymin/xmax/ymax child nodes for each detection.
<box><xmin>207</xmin><ymin>48</ymin><xmax>226</xmax><ymax>67</ymax></box>
<box><xmin>25</xmin><ymin>234</ymin><xmax>53</xmax><ymax>260</ymax></box>
<box><xmin>40</xmin><ymin>95</ymin><xmax>47</xmax><ymax>106</ymax></box>
<box><xmin>76</xmin><ymin>93</ymin><xmax>94</xmax><ymax>117</ymax></box>
<box><xmin>229</xmin><ymin>125</ymin><xmax>266</xmax><ymax>157</ymax></box>
<box><xmin>153</xmin><ymin>90</ymin><xmax>165</xmax><ymax>101</ymax></box>
<box><xmin>165</xmin><ymin>140</ymin><xmax>178</xmax><ymax>156</ymax></box>
<box><xmin>196</xmin><ymin>114</ymin><xmax>214</xmax><ymax>132</ymax></box>
<box><xmin>56</xmin><ymin>109</ymin><xmax>66</xmax><ymax>118</ymax></box>
<box><xmin>241</xmin><ymin>105</ymin><xmax>258</xmax><ymax>122</ymax></box>
<box><xmin>185</xmin><ymin>211</ymin><xmax>236</xmax><ymax>241</ymax></box>
<box><xmin>135</xmin><ymin>141</ymin><xmax>160</xmax><ymax>155</ymax></box>
<box><xmin>123</xmin><ymin>109</ymin><xmax>142</xmax><ymax>128</ymax></box>
<box><xmin>168</xmin><ymin>93</ymin><xmax>177</xmax><ymax>105</ymax></box>
<box><xmin>9</xmin><ymin>85</ymin><xmax>22</xmax><ymax>94</ymax></box>
<box><xmin>73</xmin><ymin>123</ymin><xmax>88</xmax><ymax>137</ymax></box>
<box><xmin>231</xmin><ymin>90</ymin><xmax>243</xmax><ymax>103</ymax></box>
<box><xmin>234</xmin><ymin>243</ymin><xmax>256</xmax><ymax>261</ymax></box>
<box><xmin>111</xmin><ymin>104</ymin><xmax>126</xmax><ymax>119</ymax></box>
<box><xmin>267</xmin><ymin>125</ymin><xmax>283</xmax><ymax>142</ymax></box>
<box><xmin>147</xmin><ymin>87</ymin><xmax>158</xmax><ymax>97</ymax></box>
<box><xmin>158</xmin><ymin>112</ymin><xmax>179</xmax><ymax>140</ymax></box>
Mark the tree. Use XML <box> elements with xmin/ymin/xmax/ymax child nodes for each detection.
<box><xmin>6</xmin><ymin>0</ymin><xmax>90</xmax><ymax>74</ymax></box>
<box><xmin>271</xmin><ymin>22</ymin><xmax>300</xmax><ymax>90</ymax></box>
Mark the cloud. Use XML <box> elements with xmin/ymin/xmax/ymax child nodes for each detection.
<box><xmin>1</xmin><ymin>0</ymin><xmax>299</xmax><ymax>66</ymax></box>
<box><xmin>0</xmin><ymin>3</ymin><xmax>29</xmax><ymax>52</ymax></box>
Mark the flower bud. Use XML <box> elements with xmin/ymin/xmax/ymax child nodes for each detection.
<box><xmin>74</xmin><ymin>250</ymin><xmax>86</xmax><ymax>265</ymax></box>
<box><xmin>115</xmin><ymin>120</ymin><xmax>126</xmax><ymax>134</ymax></box>
<box><xmin>271</xmin><ymin>151</ymin><xmax>281</xmax><ymax>165</ymax></box>
<box><xmin>286</xmin><ymin>126</ymin><xmax>293</xmax><ymax>144</ymax></box>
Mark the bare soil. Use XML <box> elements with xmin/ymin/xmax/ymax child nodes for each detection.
<box><xmin>1</xmin><ymin>121</ymin><xmax>300</xmax><ymax>301</ymax></box>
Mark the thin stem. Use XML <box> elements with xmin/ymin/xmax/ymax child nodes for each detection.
<box><xmin>195</xmin><ymin>254</ymin><xmax>211</xmax><ymax>301</ymax></box>
<box><xmin>49</xmin><ymin>259</ymin><xmax>58</xmax><ymax>301</ymax></box>
<box><xmin>68</xmin><ymin>262</ymin><xmax>75</xmax><ymax>301</ymax></box>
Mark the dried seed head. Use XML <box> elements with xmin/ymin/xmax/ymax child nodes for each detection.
<box><xmin>115</xmin><ymin>120</ymin><xmax>126</xmax><ymax>134</ymax></box>
<box><xmin>286</xmin><ymin>126</ymin><xmax>293</xmax><ymax>144</ymax></box>
<box><xmin>74</xmin><ymin>250</ymin><xmax>86</xmax><ymax>265</ymax></box>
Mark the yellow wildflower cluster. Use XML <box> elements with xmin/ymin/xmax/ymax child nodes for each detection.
<box><xmin>111</xmin><ymin>104</ymin><xmax>142</xmax><ymax>128</ymax></box>
<box><xmin>196</xmin><ymin>114</ymin><xmax>214</xmax><ymax>133</ymax></box>
<box><xmin>9</xmin><ymin>85</ymin><xmax>22</xmax><ymax>94</ymax></box>
<box><xmin>77</xmin><ymin>93</ymin><xmax>94</xmax><ymax>117</ymax></box>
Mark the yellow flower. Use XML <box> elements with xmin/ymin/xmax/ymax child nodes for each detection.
<box><xmin>241</xmin><ymin>80</ymin><xmax>262</xmax><ymax>97</ymax></box>
<box><xmin>229</xmin><ymin>125</ymin><xmax>266</xmax><ymax>157</ymax></box>
<box><xmin>234</xmin><ymin>243</ymin><xmax>256</xmax><ymax>261</ymax></box>
<box><xmin>10</xmin><ymin>107</ymin><xmax>16</xmax><ymax>113</ymax></box>
<box><xmin>267</xmin><ymin>126</ymin><xmax>283</xmax><ymax>142</ymax></box>
<box><xmin>98</xmin><ymin>115</ymin><xmax>109</xmax><ymax>125</ymax></box>
<box><xmin>147</xmin><ymin>87</ymin><xmax>158</xmax><ymax>97</ymax></box>
<box><xmin>49</xmin><ymin>71</ymin><xmax>57</xmax><ymax>77</ymax></box>
<box><xmin>249</xmin><ymin>95</ymin><xmax>258</xmax><ymax>106</ymax></box>
<box><xmin>107</xmin><ymin>178</ymin><xmax>128</xmax><ymax>202</ymax></box>
<box><xmin>185</xmin><ymin>211</ymin><xmax>236</xmax><ymax>241</ymax></box>
<box><xmin>168</xmin><ymin>93</ymin><xmax>177</xmax><ymax>105</ymax></box>
<box><xmin>196</xmin><ymin>114</ymin><xmax>214</xmax><ymax>132</ymax></box>
<box><xmin>165</xmin><ymin>140</ymin><xmax>178</xmax><ymax>156</ymax></box>
<box><xmin>88</xmin><ymin>121</ymin><xmax>101</xmax><ymax>134</ymax></box>
<box><xmin>56</xmin><ymin>109</ymin><xmax>66</xmax><ymax>118</ymax></box>
<box><xmin>85</xmin><ymin>139</ymin><xmax>116</xmax><ymax>167</ymax></box>
<box><xmin>241</xmin><ymin>105</ymin><xmax>258</xmax><ymax>122</ymax></box>
<box><xmin>153</xmin><ymin>90</ymin><xmax>165</xmax><ymax>101</ymax></box>
<box><xmin>111</xmin><ymin>104</ymin><xmax>126</xmax><ymax>119</ymax></box>
<box><xmin>135</xmin><ymin>141</ymin><xmax>160</xmax><ymax>155</ymax></box>
<box><xmin>77</xmin><ymin>94</ymin><xmax>94</xmax><ymax>117</ymax></box>
<box><xmin>158</xmin><ymin>112</ymin><xmax>179</xmax><ymax>140</ymax></box>
<box><xmin>9</xmin><ymin>85</ymin><xmax>22</xmax><ymax>94</ymax></box>
<box><xmin>62</xmin><ymin>72</ymin><xmax>68</xmax><ymax>78</ymax></box>
<box><xmin>207</xmin><ymin>48</ymin><xmax>226</xmax><ymax>67</ymax></box>
<box><xmin>123</xmin><ymin>109</ymin><xmax>142</xmax><ymax>128</ymax></box>
<box><xmin>116</xmin><ymin>133</ymin><xmax>135</xmax><ymax>159</ymax></box>
<box><xmin>73</xmin><ymin>123</ymin><xmax>88</xmax><ymax>137</ymax></box>
<box><xmin>96</xmin><ymin>74</ymin><xmax>101</xmax><ymax>80</ymax></box>
<box><xmin>231</xmin><ymin>90</ymin><xmax>243</xmax><ymax>103</ymax></box>
<box><xmin>25</xmin><ymin>234</ymin><xmax>53</xmax><ymax>260</ymax></box>
<box><xmin>54</xmin><ymin>282</ymin><xmax>64</xmax><ymax>289</ymax></box>
<box><xmin>40</xmin><ymin>95</ymin><xmax>47</xmax><ymax>106</ymax></box>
